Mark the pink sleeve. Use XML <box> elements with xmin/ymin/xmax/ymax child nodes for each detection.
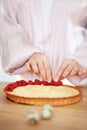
<box><xmin>0</xmin><ymin>0</ymin><xmax>42</xmax><ymax>75</ymax></box>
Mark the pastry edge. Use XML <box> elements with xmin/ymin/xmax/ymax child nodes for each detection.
<box><xmin>4</xmin><ymin>87</ymin><xmax>83</xmax><ymax>106</ymax></box>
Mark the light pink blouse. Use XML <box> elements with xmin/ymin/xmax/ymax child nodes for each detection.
<box><xmin>0</xmin><ymin>0</ymin><xmax>87</xmax><ymax>86</ymax></box>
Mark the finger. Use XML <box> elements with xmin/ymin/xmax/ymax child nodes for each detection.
<box><xmin>30</xmin><ymin>61</ymin><xmax>39</xmax><ymax>75</ymax></box>
<box><xmin>69</xmin><ymin>66</ymin><xmax>80</xmax><ymax>76</ymax></box>
<box><xmin>78</xmin><ymin>67</ymin><xmax>87</xmax><ymax>75</ymax></box>
<box><xmin>43</xmin><ymin>60</ymin><xmax>52</xmax><ymax>82</ymax></box>
<box><xmin>60</xmin><ymin>64</ymin><xmax>74</xmax><ymax>79</ymax></box>
<box><xmin>38</xmin><ymin>62</ymin><xmax>46</xmax><ymax>80</ymax></box>
<box><xmin>25</xmin><ymin>61</ymin><xmax>32</xmax><ymax>73</ymax></box>
<box><xmin>54</xmin><ymin>59</ymin><xmax>69</xmax><ymax>81</ymax></box>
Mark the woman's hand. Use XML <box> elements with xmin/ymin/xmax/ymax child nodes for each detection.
<box><xmin>26</xmin><ymin>52</ymin><xmax>52</xmax><ymax>81</ymax></box>
<box><xmin>79</xmin><ymin>67</ymin><xmax>87</xmax><ymax>75</ymax></box>
<box><xmin>54</xmin><ymin>58</ymin><xmax>81</xmax><ymax>81</ymax></box>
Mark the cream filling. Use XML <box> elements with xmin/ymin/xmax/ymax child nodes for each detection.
<box><xmin>8</xmin><ymin>85</ymin><xmax>79</xmax><ymax>98</ymax></box>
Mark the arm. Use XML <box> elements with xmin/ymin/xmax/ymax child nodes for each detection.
<box><xmin>68</xmin><ymin>37</ymin><xmax>87</xmax><ymax>86</ymax></box>
<box><xmin>54</xmin><ymin>2</ymin><xmax>87</xmax><ymax>86</ymax></box>
<box><xmin>0</xmin><ymin>0</ymin><xmax>42</xmax><ymax>75</ymax></box>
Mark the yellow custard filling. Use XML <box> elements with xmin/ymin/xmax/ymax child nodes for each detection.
<box><xmin>8</xmin><ymin>85</ymin><xmax>79</xmax><ymax>98</ymax></box>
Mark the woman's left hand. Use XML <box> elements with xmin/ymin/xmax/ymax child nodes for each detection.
<box><xmin>54</xmin><ymin>58</ymin><xmax>81</xmax><ymax>81</ymax></box>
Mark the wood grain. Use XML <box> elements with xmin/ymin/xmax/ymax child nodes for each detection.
<box><xmin>0</xmin><ymin>82</ymin><xmax>87</xmax><ymax>130</ymax></box>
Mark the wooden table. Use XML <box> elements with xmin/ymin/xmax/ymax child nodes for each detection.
<box><xmin>0</xmin><ymin>82</ymin><xmax>87</xmax><ymax>130</ymax></box>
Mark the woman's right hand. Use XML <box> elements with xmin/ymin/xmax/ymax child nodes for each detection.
<box><xmin>25</xmin><ymin>52</ymin><xmax>52</xmax><ymax>81</ymax></box>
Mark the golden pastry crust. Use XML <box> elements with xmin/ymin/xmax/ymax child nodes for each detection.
<box><xmin>4</xmin><ymin>84</ymin><xmax>83</xmax><ymax>106</ymax></box>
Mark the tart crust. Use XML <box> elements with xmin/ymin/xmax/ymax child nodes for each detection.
<box><xmin>4</xmin><ymin>80</ymin><xmax>83</xmax><ymax>106</ymax></box>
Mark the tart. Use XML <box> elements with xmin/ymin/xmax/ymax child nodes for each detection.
<box><xmin>3</xmin><ymin>79</ymin><xmax>83</xmax><ymax>106</ymax></box>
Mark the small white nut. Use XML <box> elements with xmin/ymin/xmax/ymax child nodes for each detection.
<box><xmin>41</xmin><ymin>109</ymin><xmax>52</xmax><ymax>120</ymax></box>
<box><xmin>27</xmin><ymin>109</ymin><xmax>40</xmax><ymax>125</ymax></box>
<box><xmin>42</xmin><ymin>104</ymin><xmax>53</xmax><ymax>113</ymax></box>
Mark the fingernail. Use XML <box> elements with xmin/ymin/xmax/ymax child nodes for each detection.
<box><xmin>78</xmin><ymin>72</ymin><xmax>82</xmax><ymax>75</ymax></box>
<box><xmin>54</xmin><ymin>77</ymin><xmax>58</xmax><ymax>82</ymax></box>
<box><xmin>47</xmin><ymin>79</ymin><xmax>51</xmax><ymax>83</ymax></box>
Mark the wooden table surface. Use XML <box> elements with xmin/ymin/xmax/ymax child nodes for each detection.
<box><xmin>0</xmin><ymin>82</ymin><xmax>87</xmax><ymax>130</ymax></box>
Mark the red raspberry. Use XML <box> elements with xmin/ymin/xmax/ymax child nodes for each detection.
<box><xmin>53</xmin><ymin>81</ymin><xmax>63</xmax><ymax>86</ymax></box>
<box><xmin>49</xmin><ymin>80</ymin><xmax>63</xmax><ymax>86</ymax></box>
<box><xmin>49</xmin><ymin>80</ymin><xmax>55</xmax><ymax>85</ymax></box>
<box><xmin>34</xmin><ymin>79</ymin><xmax>41</xmax><ymax>85</ymax></box>
<box><xmin>17</xmin><ymin>80</ymin><xmax>28</xmax><ymax>86</ymax></box>
<box><xmin>4</xmin><ymin>85</ymin><xmax>13</xmax><ymax>92</ymax></box>
<box><xmin>28</xmin><ymin>80</ymin><xmax>34</xmax><ymax>85</ymax></box>
<box><xmin>56</xmin><ymin>81</ymin><xmax>63</xmax><ymax>85</ymax></box>
<box><xmin>41</xmin><ymin>81</ymin><xmax>48</xmax><ymax>85</ymax></box>
<box><xmin>5</xmin><ymin>82</ymin><xmax>18</xmax><ymax>92</ymax></box>
<box><xmin>16</xmin><ymin>81</ymin><xmax>22</xmax><ymax>86</ymax></box>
